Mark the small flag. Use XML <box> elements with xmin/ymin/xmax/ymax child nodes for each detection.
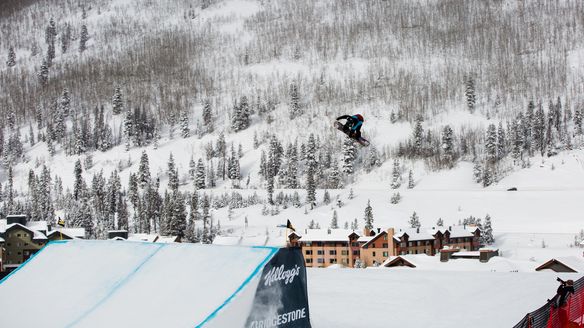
<box><xmin>57</xmin><ymin>217</ymin><xmax>65</xmax><ymax>227</ymax></box>
<box><xmin>286</xmin><ymin>219</ymin><xmax>295</xmax><ymax>232</ymax></box>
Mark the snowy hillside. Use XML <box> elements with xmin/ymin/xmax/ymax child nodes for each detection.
<box><xmin>0</xmin><ymin>0</ymin><xmax>583</xmax><ymax>253</ymax></box>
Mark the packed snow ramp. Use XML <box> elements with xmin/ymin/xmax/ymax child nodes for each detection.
<box><xmin>0</xmin><ymin>240</ymin><xmax>312</xmax><ymax>328</ymax></box>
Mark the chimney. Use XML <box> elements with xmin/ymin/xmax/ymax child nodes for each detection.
<box><xmin>416</xmin><ymin>227</ymin><xmax>420</xmax><ymax>233</ymax></box>
<box><xmin>448</xmin><ymin>226</ymin><xmax>452</xmax><ymax>231</ymax></box>
<box><xmin>377</xmin><ymin>228</ymin><xmax>381</xmax><ymax>233</ymax></box>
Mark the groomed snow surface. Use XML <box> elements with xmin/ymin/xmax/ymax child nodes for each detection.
<box><xmin>0</xmin><ymin>240</ymin><xmax>278</xmax><ymax>328</ymax></box>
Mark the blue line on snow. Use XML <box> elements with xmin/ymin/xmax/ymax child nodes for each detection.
<box><xmin>195</xmin><ymin>246</ymin><xmax>280</xmax><ymax>328</ymax></box>
<box><xmin>0</xmin><ymin>240</ymin><xmax>70</xmax><ymax>285</ymax></box>
<box><xmin>64</xmin><ymin>243</ymin><xmax>166</xmax><ymax>328</ymax></box>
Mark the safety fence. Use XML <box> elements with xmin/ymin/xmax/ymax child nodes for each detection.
<box><xmin>514</xmin><ymin>276</ymin><xmax>584</xmax><ymax>328</ymax></box>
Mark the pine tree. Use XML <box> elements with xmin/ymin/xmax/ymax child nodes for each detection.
<box><xmin>367</xmin><ymin>145</ymin><xmax>380</xmax><ymax>171</ymax></box>
<box><xmin>180</xmin><ymin>109</ymin><xmax>190</xmax><ymax>138</ymax></box>
<box><xmin>483</xmin><ymin>214</ymin><xmax>494</xmax><ymax>244</ymax></box>
<box><xmin>73</xmin><ymin>159</ymin><xmax>83</xmax><ymax>200</ymax></box>
<box><xmin>482</xmin><ymin>164</ymin><xmax>493</xmax><ymax>187</ymax></box>
<box><xmin>574</xmin><ymin>110</ymin><xmax>583</xmax><ymax>135</ymax></box>
<box><xmin>342</xmin><ymin>137</ymin><xmax>356</xmax><ymax>174</ymax></box>
<box><xmin>413</xmin><ymin>115</ymin><xmax>424</xmax><ymax>155</ymax></box>
<box><xmin>231</xmin><ymin>102</ymin><xmax>242</xmax><ymax>132</ymax></box>
<box><xmin>112</xmin><ymin>87</ymin><xmax>124</xmax><ymax>115</ymax></box>
<box><xmin>239</xmin><ymin>96</ymin><xmax>250</xmax><ymax>130</ymax></box>
<box><xmin>465</xmin><ymin>76</ymin><xmax>476</xmax><ymax>113</ymax></box>
<box><xmin>390</xmin><ymin>192</ymin><xmax>401</xmax><ymax>204</ymax></box>
<box><xmin>364</xmin><ymin>200</ymin><xmax>374</xmax><ymax>230</ymax></box>
<box><xmin>6</xmin><ymin>166</ymin><xmax>14</xmax><ymax>212</ymax></box>
<box><xmin>138</xmin><ymin>151</ymin><xmax>150</xmax><ymax>188</ymax></box>
<box><xmin>286</xmin><ymin>143</ymin><xmax>299</xmax><ymax>188</ymax></box>
<box><xmin>123</xmin><ymin>109</ymin><xmax>133</xmax><ymax>151</ymax></box>
<box><xmin>6</xmin><ymin>46</ymin><xmax>16</xmax><ymax>67</ymax></box>
<box><xmin>485</xmin><ymin>123</ymin><xmax>497</xmax><ymax>164</ymax></box>
<box><xmin>408</xmin><ymin>169</ymin><xmax>414</xmax><ymax>189</ymax></box>
<box><xmin>79</xmin><ymin>25</ymin><xmax>89</xmax><ymax>52</ymax></box>
<box><xmin>289</xmin><ymin>82</ymin><xmax>301</xmax><ymax>119</ymax></box>
<box><xmin>409</xmin><ymin>211</ymin><xmax>421</xmax><ymax>229</ymax></box>
<box><xmin>497</xmin><ymin>121</ymin><xmax>506</xmax><ymax>160</ymax></box>
<box><xmin>390</xmin><ymin>159</ymin><xmax>401</xmax><ymax>189</ymax></box>
<box><xmin>328</xmin><ymin>163</ymin><xmax>341</xmax><ymax>189</ymax></box>
<box><xmin>195</xmin><ymin>159</ymin><xmax>206</xmax><ymax>189</ymax></box>
<box><xmin>60</xmin><ymin>88</ymin><xmax>71</xmax><ymax>117</ymax></box>
<box><xmin>534</xmin><ymin>103</ymin><xmax>546</xmax><ymax>156</ymax></box>
<box><xmin>38</xmin><ymin>57</ymin><xmax>49</xmax><ymax>86</ymax></box>
<box><xmin>305</xmin><ymin>166</ymin><xmax>316</xmax><ymax>208</ymax></box>
<box><xmin>441</xmin><ymin>125</ymin><xmax>454</xmax><ymax>166</ymax></box>
<box><xmin>330</xmin><ymin>210</ymin><xmax>339</xmax><ymax>229</ymax></box>
<box><xmin>202</xmin><ymin>99</ymin><xmax>213</xmax><ymax>133</ymax></box>
<box><xmin>168</xmin><ymin>191</ymin><xmax>187</xmax><ymax>239</ymax></box>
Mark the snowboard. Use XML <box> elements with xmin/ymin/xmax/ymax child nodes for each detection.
<box><xmin>334</xmin><ymin>121</ymin><xmax>370</xmax><ymax>147</ymax></box>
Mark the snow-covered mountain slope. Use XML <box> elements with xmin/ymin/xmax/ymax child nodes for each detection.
<box><xmin>0</xmin><ymin>0</ymin><xmax>583</xmax><ymax>250</ymax></box>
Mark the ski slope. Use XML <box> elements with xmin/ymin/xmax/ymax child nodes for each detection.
<box><xmin>0</xmin><ymin>240</ymin><xmax>278</xmax><ymax>328</ymax></box>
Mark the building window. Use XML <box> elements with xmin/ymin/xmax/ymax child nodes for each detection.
<box><xmin>372</xmin><ymin>251</ymin><xmax>376</xmax><ymax>257</ymax></box>
<box><xmin>305</xmin><ymin>250</ymin><xmax>312</xmax><ymax>255</ymax></box>
<box><xmin>382</xmin><ymin>243</ymin><xmax>388</xmax><ymax>248</ymax></box>
<box><xmin>341</xmin><ymin>250</ymin><xmax>349</xmax><ymax>256</ymax></box>
<box><xmin>384</xmin><ymin>235</ymin><xmax>388</xmax><ymax>240</ymax></box>
<box><xmin>306</xmin><ymin>259</ymin><xmax>313</xmax><ymax>264</ymax></box>
<box><xmin>329</xmin><ymin>250</ymin><xmax>337</xmax><ymax>255</ymax></box>
<box><xmin>353</xmin><ymin>250</ymin><xmax>359</xmax><ymax>256</ymax></box>
<box><xmin>329</xmin><ymin>259</ymin><xmax>337</xmax><ymax>264</ymax></box>
<box><xmin>383</xmin><ymin>252</ymin><xmax>388</xmax><ymax>257</ymax></box>
<box><xmin>317</xmin><ymin>258</ymin><xmax>324</xmax><ymax>264</ymax></box>
<box><xmin>317</xmin><ymin>250</ymin><xmax>324</xmax><ymax>255</ymax></box>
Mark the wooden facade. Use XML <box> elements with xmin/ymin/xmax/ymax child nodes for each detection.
<box><xmin>2</xmin><ymin>224</ymin><xmax>47</xmax><ymax>267</ymax></box>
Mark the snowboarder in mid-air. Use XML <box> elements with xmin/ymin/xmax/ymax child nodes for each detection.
<box><xmin>334</xmin><ymin>114</ymin><xmax>369</xmax><ymax>146</ymax></box>
<box><xmin>336</xmin><ymin>114</ymin><xmax>364</xmax><ymax>139</ymax></box>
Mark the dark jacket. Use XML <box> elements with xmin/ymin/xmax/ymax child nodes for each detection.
<box><xmin>336</xmin><ymin>115</ymin><xmax>363</xmax><ymax>132</ymax></box>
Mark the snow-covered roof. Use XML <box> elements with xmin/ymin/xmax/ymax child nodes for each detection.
<box><xmin>394</xmin><ymin>228</ymin><xmax>435</xmax><ymax>241</ymax></box>
<box><xmin>26</xmin><ymin>221</ymin><xmax>48</xmax><ymax>232</ymax></box>
<box><xmin>47</xmin><ymin>228</ymin><xmax>86</xmax><ymax>240</ymax></box>
<box><xmin>451</xmin><ymin>251</ymin><xmax>480</xmax><ymax>257</ymax></box>
<box><xmin>358</xmin><ymin>236</ymin><xmax>375</xmax><ymax>243</ymax></box>
<box><xmin>0</xmin><ymin>236</ymin><xmax>4</xmax><ymax>243</ymax></box>
<box><xmin>382</xmin><ymin>256</ymin><xmax>417</xmax><ymax>268</ymax></box>
<box><xmin>0</xmin><ymin>219</ymin><xmax>7</xmax><ymax>233</ymax></box>
<box><xmin>536</xmin><ymin>257</ymin><xmax>584</xmax><ymax>273</ymax></box>
<box><xmin>448</xmin><ymin>226</ymin><xmax>477</xmax><ymax>238</ymax></box>
<box><xmin>127</xmin><ymin>234</ymin><xmax>158</xmax><ymax>243</ymax></box>
<box><xmin>298</xmin><ymin>229</ymin><xmax>359</xmax><ymax>242</ymax></box>
<box><xmin>4</xmin><ymin>223</ymin><xmax>47</xmax><ymax>240</ymax></box>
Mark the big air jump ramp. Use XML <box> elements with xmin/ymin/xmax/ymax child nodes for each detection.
<box><xmin>0</xmin><ymin>240</ymin><xmax>312</xmax><ymax>328</ymax></box>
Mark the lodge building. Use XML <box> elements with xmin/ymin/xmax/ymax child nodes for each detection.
<box><xmin>290</xmin><ymin>225</ymin><xmax>481</xmax><ymax>268</ymax></box>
